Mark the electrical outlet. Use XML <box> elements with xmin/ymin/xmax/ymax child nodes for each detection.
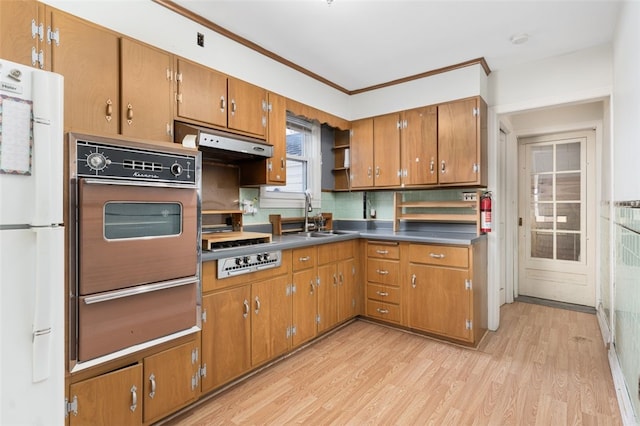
<box><xmin>463</xmin><ymin>192</ymin><xmax>477</xmax><ymax>202</ymax></box>
<box><xmin>197</xmin><ymin>32</ymin><xmax>204</xmax><ymax>47</ymax></box>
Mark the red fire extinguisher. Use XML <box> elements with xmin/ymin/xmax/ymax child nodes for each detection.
<box><xmin>480</xmin><ymin>191</ymin><xmax>492</xmax><ymax>233</ymax></box>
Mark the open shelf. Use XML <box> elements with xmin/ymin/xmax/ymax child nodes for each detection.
<box><xmin>393</xmin><ymin>190</ymin><xmax>484</xmax><ymax>235</ymax></box>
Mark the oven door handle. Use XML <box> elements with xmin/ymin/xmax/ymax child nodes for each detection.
<box><xmin>83</xmin><ymin>276</ymin><xmax>198</xmax><ymax>305</ymax></box>
<box><xmin>82</xmin><ymin>178</ymin><xmax>196</xmax><ymax>190</ymax></box>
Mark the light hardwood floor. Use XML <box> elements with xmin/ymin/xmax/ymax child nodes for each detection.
<box><xmin>164</xmin><ymin>302</ymin><xmax>621</xmax><ymax>425</ymax></box>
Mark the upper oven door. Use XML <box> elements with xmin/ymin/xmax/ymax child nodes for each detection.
<box><xmin>78</xmin><ymin>179</ymin><xmax>198</xmax><ymax>295</ymax></box>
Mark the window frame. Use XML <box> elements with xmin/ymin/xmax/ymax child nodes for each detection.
<box><xmin>259</xmin><ymin>114</ymin><xmax>322</xmax><ymax>209</ymax></box>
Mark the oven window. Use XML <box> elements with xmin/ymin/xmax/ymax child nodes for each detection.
<box><xmin>104</xmin><ymin>202</ymin><xmax>182</xmax><ymax>240</ymax></box>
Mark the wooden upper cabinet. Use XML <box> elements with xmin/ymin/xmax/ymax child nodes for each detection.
<box><xmin>373</xmin><ymin>112</ymin><xmax>401</xmax><ymax>187</ymax></box>
<box><xmin>437</xmin><ymin>97</ymin><xmax>486</xmax><ymax>186</ymax></box>
<box><xmin>0</xmin><ymin>0</ymin><xmax>50</xmax><ymax>70</ymax></box>
<box><xmin>267</xmin><ymin>92</ymin><xmax>287</xmax><ymax>184</ymax></box>
<box><xmin>120</xmin><ymin>38</ymin><xmax>173</xmax><ymax>142</ymax></box>
<box><xmin>350</xmin><ymin>118</ymin><xmax>374</xmax><ymax>188</ymax></box>
<box><xmin>175</xmin><ymin>58</ymin><xmax>227</xmax><ymax>128</ymax></box>
<box><xmin>401</xmin><ymin>106</ymin><xmax>438</xmax><ymax>186</ymax></box>
<box><xmin>228</xmin><ymin>77</ymin><xmax>267</xmax><ymax>138</ymax></box>
<box><xmin>50</xmin><ymin>9</ymin><xmax>119</xmax><ymax>135</ymax></box>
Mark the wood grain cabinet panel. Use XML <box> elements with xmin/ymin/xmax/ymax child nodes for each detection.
<box><xmin>50</xmin><ymin>9</ymin><xmax>119</xmax><ymax>135</ymax></box>
<box><xmin>251</xmin><ymin>275</ymin><xmax>292</xmax><ymax>367</ymax></box>
<box><xmin>350</xmin><ymin>118</ymin><xmax>374</xmax><ymax>188</ymax></box>
<box><xmin>401</xmin><ymin>105</ymin><xmax>438</xmax><ymax>186</ymax></box>
<box><xmin>227</xmin><ymin>77</ymin><xmax>267</xmax><ymax>138</ymax></box>
<box><xmin>200</xmin><ymin>286</ymin><xmax>251</xmax><ymax>393</ymax></box>
<box><xmin>69</xmin><ymin>364</ymin><xmax>143</xmax><ymax>426</ymax></box>
<box><xmin>0</xmin><ymin>0</ymin><xmax>50</xmax><ymax>69</ymax></box>
<box><xmin>373</xmin><ymin>112</ymin><xmax>402</xmax><ymax>187</ymax></box>
<box><xmin>175</xmin><ymin>57</ymin><xmax>227</xmax><ymax>128</ymax></box>
<box><xmin>292</xmin><ymin>267</ymin><xmax>318</xmax><ymax>347</ymax></box>
<box><xmin>120</xmin><ymin>38</ymin><xmax>173</xmax><ymax>142</ymax></box>
<box><xmin>143</xmin><ymin>339</ymin><xmax>200</xmax><ymax>424</ymax></box>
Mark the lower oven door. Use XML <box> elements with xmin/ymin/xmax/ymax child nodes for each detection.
<box><xmin>78</xmin><ymin>277</ymin><xmax>197</xmax><ymax>361</ymax></box>
<box><xmin>78</xmin><ymin>179</ymin><xmax>198</xmax><ymax>295</ymax></box>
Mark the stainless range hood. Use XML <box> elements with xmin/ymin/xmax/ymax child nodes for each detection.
<box><xmin>174</xmin><ymin>121</ymin><xmax>273</xmax><ymax>162</ymax></box>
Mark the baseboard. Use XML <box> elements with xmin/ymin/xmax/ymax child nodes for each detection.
<box><xmin>608</xmin><ymin>346</ymin><xmax>638</xmax><ymax>425</ymax></box>
<box><xmin>596</xmin><ymin>307</ymin><xmax>611</xmax><ymax>347</ymax></box>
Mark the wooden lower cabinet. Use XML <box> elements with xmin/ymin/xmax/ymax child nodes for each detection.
<box><xmin>406</xmin><ymin>240</ymin><xmax>487</xmax><ymax>345</ymax></box>
<box><xmin>69</xmin><ymin>364</ymin><xmax>143</xmax><ymax>426</ymax></box>
<box><xmin>291</xmin><ymin>268</ymin><xmax>318</xmax><ymax>346</ymax></box>
<box><xmin>143</xmin><ymin>340</ymin><xmax>200</xmax><ymax>424</ymax></box>
<box><xmin>200</xmin><ymin>286</ymin><xmax>251</xmax><ymax>393</ymax></box>
<box><xmin>365</xmin><ymin>241</ymin><xmax>402</xmax><ymax>324</ymax></box>
<box><xmin>407</xmin><ymin>264</ymin><xmax>472</xmax><ymax>341</ymax></box>
<box><xmin>251</xmin><ymin>275</ymin><xmax>292</xmax><ymax>366</ymax></box>
<box><xmin>317</xmin><ymin>241</ymin><xmax>358</xmax><ymax>333</ymax></box>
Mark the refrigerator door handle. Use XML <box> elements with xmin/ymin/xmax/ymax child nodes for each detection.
<box><xmin>31</xmin><ymin>227</ymin><xmax>62</xmax><ymax>382</ymax></box>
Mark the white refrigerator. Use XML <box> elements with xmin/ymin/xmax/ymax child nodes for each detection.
<box><xmin>0</xmin><ymin>59</ymin><xmax>65</xmax><ymax>425</ymax></box>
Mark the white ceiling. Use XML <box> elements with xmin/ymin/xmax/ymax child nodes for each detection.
<box><xmin>171</xmin><ymin>0</ymin><xmax>622</xmax><ymax>93</ymax></box>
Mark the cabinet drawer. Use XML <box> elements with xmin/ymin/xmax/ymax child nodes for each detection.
<box><xmin>366</xmin><ymin>300</ymin><xmax>400</xmax><ymax>323</ymax></box>
<box><xmin>367</xmin><ymin>241</ymin><xmax>400</xmax><ymax>259</ymax></box>
<box><xmin>408</xmin><ymin>244</ymin><xmax>469</xmax><ymax>268</ymax></box>
<box><xmin>317</xmin><ymin>240</ymin><xmax>354</xmax><ymax>265</ymax></box>
<box><xmin>367</xmin><ymin>258</ymin><xmax>399</xmax><ymax>285</ymax></box>
<box><xmin>367</xmin><ymin>283</ymin><xmax>400</xmax><ymax>304</ymax></box>
<box><xmin>292</xmin><ymin>247</ymin><xmax>316</xmax><ymax>271</ymax></box>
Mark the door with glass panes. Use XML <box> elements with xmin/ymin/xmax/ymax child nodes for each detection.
<box><xmin>517</xmin><ymin>130</ymin><xmax>595</xmax><ymax>306</ymax></box>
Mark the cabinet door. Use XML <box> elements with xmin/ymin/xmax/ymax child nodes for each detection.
<box><xmin>292</xmin><ymin>268</ymin><xmax>317</xmax><ymax>346</ymax></box>
<box><xmin>408</xmin><ymin>264</ymin><xmax>471</xmax><ymax>341</ymax></box>
<box><xmin>437</xmin><ymin>98</ymin><xmax>479</xmax><ymax>184</ymax></box>
<box><xmin>143</xmin><ymin>340</ymin><xmax>200</xmax><ymax>424</ymax></box>
<box><xmin>51</xmin><ymin>10</ymin><xmax>119</xmax><ymax>134</ymax></box>
<box><xmin>337</xmin><ymin>258</ymin><xmax>357</xmax><ymax>322</ymax></box>
<box><xmin>267</xmin><ymin>92</ymin><xmax>287</xmax><ymax>184</ymax></box>
<box><xmin>228</xmin><ymin>77</ymin><xmax>267</xmax><ymax>138</ymax></box>
<box><xmin>121</xmin><ymin>38</ymin><xmax>173</xmax><ymax>142</ymax></box>
<box><xmin>317</xmin><ymin>263</ymin><xmax>338</xmax><ymax>333</ymax></box>
<box><xmin>69</xmin><ymin>364</ymin><xmax>143</xmax><ymax>426</ymax></box>
<box><xmin>373</xmin><ymin>113</ymin><xmax>401</xmax><ymax>187</ymax></box>
<box><xmin>201</xmin><ymin>287</ymin><xmax>251</xmax><ymax>392</ymax></box>
<box><xmin>402</xmin><ymin>106</ymin><xmax>438</xmax><ymax>186</ymax></box>
<box><xmin>176</xmin><ymin>58</ymin><xmax>227</xmax><ymax>127</ymax></box>
<box><xmin>350</xmin><ymin>118</ymin><xmax>374</xmax><ymax>188</ymax></box>
<box><xmin>0</xmin><ymin>0</ymin><xmax>49</xmax><ymax>69</ymax></box>
<box><xmin>251</xmin><ymin>275</ymin><xmax>291</xmax><ymax>366</ymax></box>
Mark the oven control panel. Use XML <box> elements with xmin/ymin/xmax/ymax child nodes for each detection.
<box><xmin>217</xmin><ymin>250</ymin><xmax>282</xmax><ymax>278</ymax></box>
<box><xmin>75</xmin><ymin>140</ymin><xmax>197</xmax><ymax>185</ymax></box>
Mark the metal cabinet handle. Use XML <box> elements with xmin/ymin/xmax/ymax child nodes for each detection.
<box><xmin>231</xmin><ymin>99</ymin><xmax>237</xmax><ymax>115</ymax></box>
<box><xmin>105</xmin><ymin>99</ymin><xmax>113</xmax><ymax>122</ymax></box>
<box><xmin>243</xmin><ymin>299</ymin><xmax>249</xmax><ymax>318</ymax></box>
<box><xmin>126</xmin><ymin>103</ymin><xmax>133</xmax><ymax>124</ymax></box>
<box><xmin>339</xmin><ymin>273</ymin><xmax>344</xmax><ymax>286</ymax></box>
<box><xmin>376</xmin><ymin>291</ymin><xmax>389</xmax><ymax>297</ymax></box>
<box><xmin>430</xmin><ymin>160</ymin><xmax>435</xmax><ymax>174</ymax></box>
<box><xmin>309</xmin><ymin>280</ymin><xmax>314</xmax><ymax>294</ymax></box>
<box><xmin>148</xmin><ymin>374</ymin><xmax>156</xmax><ymax>399</ymax></box>
<box><xmin>441</xmin><ymin>160</ymin><xmax>446</xmax><ymax>174</ymax></box>
<box><xmin>376</xmin><ymin>269</ymin><xmax>389</xmax><ymax>275</ymax></box>
<box><xmin>429</xmin><ymin>253</ymin><xmax>445</xmax><ymax>259</ymax></box>
<box><xmin>411</xmin><ymin>273</ymin><xmax>417</xmax><ymax>288</ymax></box>
<box><xmin>130</xmin><ymin>385</ymin><xmax>137</xmax><ymax>412</ymax></box>
<box><xmin>299</xmin><ymin>256</ymin><xmax>311</xmax><ymax>262</ymax></box>
<box><xmin>254</xmin><ymin>296</ymin><xmax>261</xmax><ymax>314</ymax></box>
<box><xmin>375</xmin><ymin>249</ymin><xmax>389</xmax><ymax>255</ymax></box>
<box><xmin>367</xmin><ymin>166</ymin><xmax>372</xmax><ymax>178</ymax></box>
<box><xmin>220</xmin><ymin>95</ymin><xmax>226</xmax><ymax>112</ymax></box>
<box><xmin>375</xmin><ymin>166</ymin><xmax>380</xmax><ymax>177</ymax></box>
<box><xmin>377</xmin><ymin>308</ymin><xmax>389</xmax><ymax>314</ymax></box>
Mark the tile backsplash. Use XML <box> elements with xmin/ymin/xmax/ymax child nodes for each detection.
<box><xmin>614</xmin><ymin>204</ymin><xmax>640</xmax><ymax>419</ymax></box>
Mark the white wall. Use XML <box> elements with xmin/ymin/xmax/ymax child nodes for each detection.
<box><xmin>613</xmin><ymin>1</ymin><xmax>640</xmax><ymax>201</ymax></box>
<box><xmin>489</xmin><ymin>44</ymin><xmax>613</xmax><ymax>114</ymax></box>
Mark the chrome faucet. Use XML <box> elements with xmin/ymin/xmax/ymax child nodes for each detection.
<box><xmin>304</xmin><ymin>190</ymin><xmax>313</xmax><ymax>232</ymax></box>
